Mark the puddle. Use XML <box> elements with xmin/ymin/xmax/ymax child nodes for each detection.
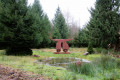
<box><xmin>35</xmin><ymin>57</ymin><xmax>91</xmax><ymax>68</ymax></box>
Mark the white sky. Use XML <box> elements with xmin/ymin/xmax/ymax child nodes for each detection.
<box><xmin>28</xmin><ymin>0</ymin><xmax>95</xmax><ymax>28</ymax></box>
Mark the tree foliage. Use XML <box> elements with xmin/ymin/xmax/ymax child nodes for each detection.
<box><xmin>0</xmin><ymin>0</ymin><xmax>33</xmax><ymax>55</ymax></box>
<box><xmin>73</xmin><ymin>28</ymin><xmax>89</xmax><ymax>47</ymax></box>
<box><xmin>87</xmin><ymin>0</ymin><xmax>120</xmax><ymax>48</ymax></box>
<box><xmin>52</xmin><ymin>7</ymin><xmax>69</xmax><ymax>39</ymax></box>
<box><xmin>0</xmin><ymin>0</ymin><xmax>51</xmax><ymax>55</ymax></box>
<box><xmin>87</xmin><ymin>41</ymin><xmax>94</xmax><ymax>54</ymax></box>
<box><xmin>31</xmin><ymin>0</ymin><xmax>51</xmax><ymax>48</ymax></box>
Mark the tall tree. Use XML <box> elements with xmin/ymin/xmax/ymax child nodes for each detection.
<box><xmin>0</xmin><ymin>0</ymin><xmax>2</xmax><ymax>13</ymax></box>
<box><xmin>87</xmin><ymin>0</ymin><xmax>120</xmax><ymax>49</ymax></box>
<box><xmin>31</xmin><ymin>0</ymin><xmax>51</xmax><ymax>48</ymax></box>
<box><xmin>0</xmin><ymin>0</ymin><xmax>50</xmax><ymax>55</ymax></box>
<box><xmin>0</xmin><ymin>0</ymin><xmax>34</xmax><ymax>55</ymax></box>
<box><xmin>52</xmin><ymin>7</ymin><xmax>69</xmax><ymax>39</ymax></box>
<box><xmin>73</xmin><ymin>28</ymin><xmax>89</xmax><ymax>47</ymax></box>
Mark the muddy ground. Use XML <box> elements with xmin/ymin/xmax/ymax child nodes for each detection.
<box><xmin>0</xmin><ymin>64</ymin><xmax>52</xmax><ymax>80</ymax></box>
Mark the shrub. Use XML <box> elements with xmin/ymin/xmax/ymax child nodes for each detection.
<box><xmin>95</xmin><ymin>47</ymin><xmax>103</xmax><ymax>53</ymax></box>
<box><xmin>114</xmin><ymin>51</ymin><xmax>120</xmax><ymax>55</ymax></box>
<box><xmin>101</xmin><ymin>49</ymin><xmax>108</xmax><ymax>54</ymax></box>
<box><xmin>87</xmin><ymin>42</ymin><xmax>94</xmax><ymax>54</ymax></box>
<box><xmin>6</xmin><ymin>47</ymin><xmax>32</xmax><ymax>56</ymax></box>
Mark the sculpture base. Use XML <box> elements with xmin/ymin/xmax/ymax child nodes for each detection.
<box><xmin>54</xmin><ymin>51</ymin><xmax>70</xmax><ymax>54</ymax></box>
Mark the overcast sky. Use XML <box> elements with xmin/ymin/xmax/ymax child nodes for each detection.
<box><xmin>28</xmin><ymin>0</ymin><xmax>96</xmax><ymax>28</ymax></box>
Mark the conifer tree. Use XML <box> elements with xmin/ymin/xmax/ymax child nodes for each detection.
<box><xmin>87</xmin><ymin>0</ymin><xmax>120</xmax><ymax>48</ymax></box>
<box><xmin>0</xmin><ymin>0</ymin><xmax>2</xmax><ymax>13</ymax></box>
<box><xmin>31</xmin><ymin>0</ymin><xmax>51</xmax><ymax>48</ymax></box>
<box><xmin>0</xmin><ymin>0</ymin><xmax>51</xmax><ymax>55</ymax></box>
<box><xmin>52</xmin><ymin>27</ymin><xmax>61</xmax><ymax>39</ymax></box>
<box><xmin>73</xmin><ymin>28</ymin><xmax>89</xmax><ymax>47</ymax></box>
<box><xmin>87</xmin><ymin>41</ymin><xmax>94</xmax><ymax>54</ymax></box>
<box><xmin>0</xmin><ymin>0</ymin><xmax>34</xmax><ymax>55</ymax></box>
<box><xmin>53</xmin><ymin>7</ymin><xmax>68</xmax><ymax>39</ymax></box>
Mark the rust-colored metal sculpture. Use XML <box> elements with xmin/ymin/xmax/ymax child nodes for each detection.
<box><xmin>51</xmin><ymin>39</ymin><xmax>72</xmax><ymax>54</ymax></box>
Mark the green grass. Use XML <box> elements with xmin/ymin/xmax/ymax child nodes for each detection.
<box><xmin>0</xmin><ymin>48</ymin><xmax>119</xmax><ymax>80</ymax></box>
<box><xmin>68</xmin><ymin>63</ymin><xmax>96</xmax><ymax>76</ymax></box>
<box><xmin>68</xmin><ymin>55</ymin><xmax>120</xmax><ymax>80</ymax></box>
<box><xmin>33</xmin><ymin>48</ymin><xmax>100</xmax><ymax>61</ymax></box>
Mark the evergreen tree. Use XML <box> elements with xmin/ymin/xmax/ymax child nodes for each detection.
<box><xmin>0</xmin><ymin>0</ymin><xmax>4</xmax><ymax>49</ymax></box>
<box><xmin>52</xmin><ymin>27</ymin><xmax>61</xmax><ymax>39</ymax></box>
<box><xmin>0</xmin><ymin>0</ymin><xmax>2</xmax><ymax>13</ymax></box>
<box><xmin>0</xmin><ymin>0</ymin><xmax>50</xmax><ymax>55</ymax></box>
<box><xmin>31</xmin><ymin>0</ymin><xmax>51</xmax><ymax>48</ymax></box>
<box><xmin>87</xmin><ymin>0</ymin><xmax>120</xmax><ymax>49</ymax></box>
<box><xmin>87</xmin><ymin>41</ymin><xmax>94</xmax><ymax>54</ymax></box>
<box><xmin>0</xmin><ymin>0</ymin><xmax>34</xmax><ymax>55</ymax></box>
<box><xmin>40</xmin><ymin>15</ymin><xmax>51</xmax><ymax>47</ymax></box>
<box><xmin>73</xmin><ymin>28</ymin><xmax>89</xmax><ymax>47</ymax></box>
<box><xmin>53</xmin><ymin>7</ymin><xmax>68</xmax><ymax>39</ymax></box>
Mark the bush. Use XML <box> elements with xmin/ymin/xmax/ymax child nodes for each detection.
<box><xmin>6</xmin><ymin>47</ymin><xmax>32</xmax><ymax>56</ymax></box>
<box><xmin>87</xmin><ymin>42</ymin><xmax>94</xmax><ymax>54</ymax></box>
<box><xmin>95</xmin><ymin>47</ymin><xmax>103</xmax><ymax>53</ymax></box>
<box><xmin>101</xmin><ymin>49</ymin><xmax>108</xmax><ymax>54</ymax></box>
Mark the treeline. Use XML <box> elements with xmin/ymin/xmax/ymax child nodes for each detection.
<box><xmin>0</xmin><ymin>0</ymin><xmax>78</xmax><ymax>55</ymax></box>
<box><xmin>74</xmin><ymin>0</ymin><xmax>120</xmax><ymax>50</ymax></box>
<box><xmin>0</xmin><ymin>0</ymin><xmax>120</xmax><ymax>55</ymax></box>
<box><xmin>57</xmin><ymin>0</ymin><xmax>120</xmax><ymax>50</ymax></box>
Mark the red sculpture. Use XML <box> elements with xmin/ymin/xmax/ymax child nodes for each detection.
<box><xmin>51</xmin><ymin>39</ymin><xmax>72</xmax><ymax>54</ymax></box>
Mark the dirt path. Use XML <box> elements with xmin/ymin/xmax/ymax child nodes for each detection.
<box><xmin>0</xmin><ymin>65</ymin><xmax>52</xmax><ymax>80</ymax></box>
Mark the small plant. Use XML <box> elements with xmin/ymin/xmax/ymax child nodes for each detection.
<box><xmin>87</xmin><ymin>42</ymin><xmax>94</xmax><ymax>54</ymax></box>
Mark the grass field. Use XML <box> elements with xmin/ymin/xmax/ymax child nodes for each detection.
<box><xmin>0</xmin><ymin>48</ymin><xmax>120</xmax><ymax>80</ymax></box>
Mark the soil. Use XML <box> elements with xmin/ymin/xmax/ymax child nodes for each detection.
<box><xmin>0</xmin><ymin>64</ymin><xmax>52</xmax><ymax>80</ymax></box>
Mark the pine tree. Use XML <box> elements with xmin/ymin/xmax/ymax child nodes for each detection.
<box><xmin>0</xmin><ymin>0</ymin><xmax>2</xmax><ymax>13</ymax></box>
<box><xmin>0</xmin><ymin>0</ymin><xmax>34</xmax><ymax>55</ymax></box>
<box><xmin>87</xmin><ymin>41</ymin><xmax>94</xmax><ymax>54</ymax></box>
<box><xmin>52</xmin><ymin>27</ymin><xmax>61</xmax><ymax>39</ymax></box>
<box><xmin>53</xmin><ymin>7</ymin><xmax>69</xmax><ymax>39</ymax></box>
<box><xmin>31</xmin><ymin>0</ymin><xmax>51</xmax><ymax>48</ymax></box>
<box><xmin>87</xmin><ymin>0</ymin><xmax>120</xmax><ymax>48</ymax></box>
<box><xmin>41</xmin><ymin>15</ymin><xmax>51</xmax><ymax>47</ymax></box>
<box><xmin>0</xmin><ymin>0</ymin><xmax>50</xmax><ymax>55</ymax></box>
<box><xmin>74</xmin><ymin>28</ymin><xmax>89</xmax><ymax>47</ymax></box>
